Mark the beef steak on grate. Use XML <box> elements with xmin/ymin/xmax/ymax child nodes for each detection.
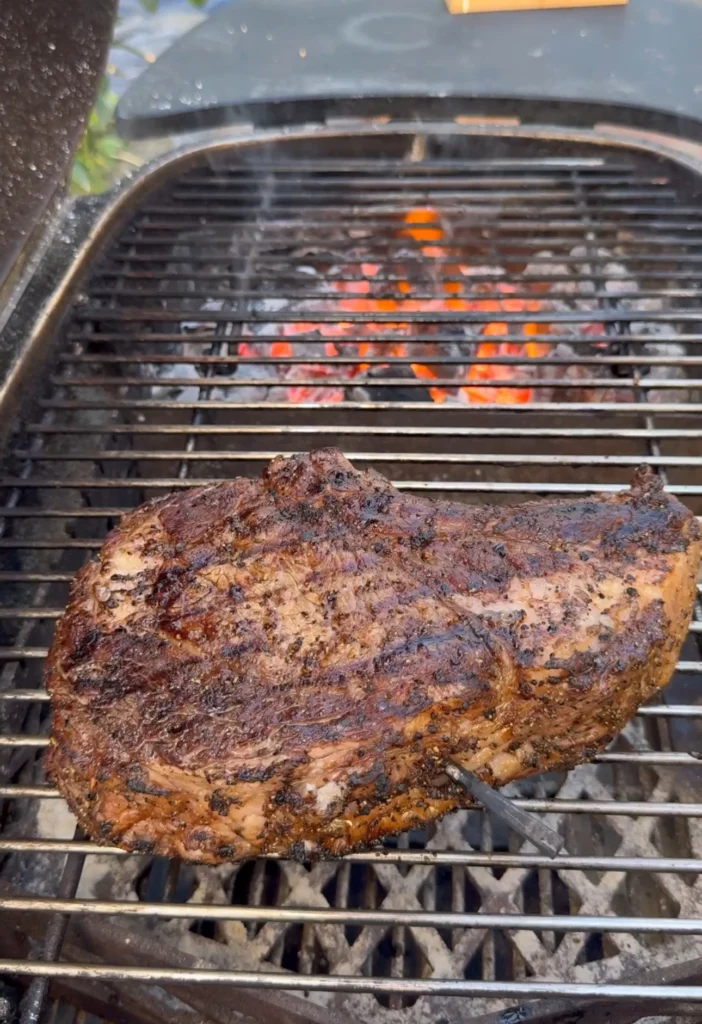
<box><xmin>46</xmin><ymin>449</ymin><xmax>700</xmax><ymax>862</ymax></box>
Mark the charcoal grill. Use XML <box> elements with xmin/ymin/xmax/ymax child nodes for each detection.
<box><xmin>5</xmin><ymin>3</ymin><xmax>702</xmax><ymax>1022</ymax></box>
<box><xmin>2</xmin><ymin>120</ymin><xmax>702</xmax><ymax>1024</ymax></box>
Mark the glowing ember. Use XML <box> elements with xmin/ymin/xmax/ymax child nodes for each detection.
<box><xmin>284</xmin><ymin>363</ymin><xmax>346</xmax><ymax>404</ymax></box>
<box><xmin>241</xmin><ymin>203</ymin><xmax>553</xmax><ymax>404</ymax></box>
<box><xmin>410</xmin><ymin>362</ymin><xmax>448</xmax><ymax>404</ymax></box>
<box><xmin>461</xmin><ymin>337</ymin><xmax>533</xmax><ymax>405</ymax></box>
<box><xmin>401</xmin><ymin>207</ymin><xmax>444</xmax><ymax>243</ymax></box>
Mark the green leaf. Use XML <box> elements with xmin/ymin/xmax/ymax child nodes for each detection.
<box><xmin>187</xmin><ymin>0</ymin><xmax>209</xmax><ymax>6</ymax></box>
<box><xmin>71</xmin><ymin>160</ymin><xmax>92</xmax><ymax>194</ymax></box>
<box><xmin>70</xmin><ymin>71</ymin><xmax>134</xmax><ymax>195</ymax></box>
<box><xmin>94</xmin><ymin>87</ymin><xmax>118</xmax><ymax>126</ymax></box>
<box><xmin>112</xmin><ymin>39</ymin><xmax>150</xmax><ymax>61</ymax></box>
<box><xmin>139</xmin><ymin>0</ymin><xmax>159</xmax><ymax>11</ymax></box>
<box><xmin>96</xmin><ymin>135</ymin><xmax>123</xmax><ymax>159</ymax></box>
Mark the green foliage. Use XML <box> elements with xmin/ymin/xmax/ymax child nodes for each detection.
<box><xmin>71</xmin><ymin>0</ymin><xmax>212</xmax><ymax>195</ymax></box>
<box><xmin>70</xmin><ymin>78</ymin><xmax>123</xmax><ymax>196</ymax></box>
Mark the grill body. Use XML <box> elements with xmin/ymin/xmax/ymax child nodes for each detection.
<box><xmin>2</xmin><ymin>123</ymin><xmax>702</xmax><ymax>1024</ymax></box>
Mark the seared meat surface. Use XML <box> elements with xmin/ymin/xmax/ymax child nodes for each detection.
<box><xmin>46</xmin><ymin>450</ymin><xmax>700</xmax><ymax>862</ymax></box>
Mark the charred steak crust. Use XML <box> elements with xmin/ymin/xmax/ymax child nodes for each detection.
<box><xmin>46</xmin><ymin>450</ymin><xmax>700</xmax><ymax>862</ymax></box>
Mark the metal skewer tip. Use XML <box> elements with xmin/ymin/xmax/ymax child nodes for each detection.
<box><xmin>445</xmin><ymin>760</ymin><xmax>564</xmax><ymax>859</ymax></box>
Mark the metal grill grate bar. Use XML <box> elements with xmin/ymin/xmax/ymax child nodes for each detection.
<box><xmin>37</xmin><ymin>399</ymin><xmax>702</xmax><ymax>415</ymax></box>
<box><xmin>9</xmin><ymin>896</ymin><xmax>702</xmax><ymax>934</ymax></box>
<box><xmin>69</xmin><ymin>308</ymin><xmax>702</xmax><ymax>323</ymax></box>
<box><xmin>6</xmin><ymin>479</ymin><xmax>702</xmax><ymax>495</ymax></box>
<box><xmin>42</xmin><ymin>376</ymin><xmax>702</xmax><ymax>391</ymax></box>
<box><xmin>79</xmin><ymin>288</ymin><xmax>702</xmax><ymax>303</ymax></box>
<box><xmin>0</xmin><ymin>730</ymin><xmax>698</xmax><ymax>763</ymax></box>
<box><xmin>97</xmin><ymin>250</ymin><xmax>702</xmax><ymax>266</ymax></box>
<box><xmin>2</xmin><ymin>839</ymin><xmax>702</xmax><ymax>872</ymax></box>
<box><xmin>86</xmin><ymin>270</ymin><xmax>702</xmax><ymax>284</ymax></box>
<box><xmin>17</xmin><ymin>423</ymin><xmax>702</xmax><ymax>438</ymax></box>
<box><xmin>2</xmin><ymin>797</ymin><xmax>702</xmax><ymax>815</ymax></box>
<box><xmin>2</xmin><ymin>960</ymin><xmax>702</xmax><ymax>1002</ymax></box>
<box><xmin>13</xmin><ymin>451</ymin><xmax>702</xmax><ymax>467</ymax></box>
<box><xmin>55</xmin><ymin>352</ymin><xmax>702</xmax><ymax>366</ymax></box>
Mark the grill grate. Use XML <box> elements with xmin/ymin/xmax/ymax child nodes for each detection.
<box><xmin>2</xmin><ymin>132</ymin><xmax>702</xmax><ymax>1024</ymax></box>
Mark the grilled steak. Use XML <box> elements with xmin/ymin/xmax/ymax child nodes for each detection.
<box><xmin>46</xmin><ymin>449</ymin><xmax>700</xmax><ymax>862</ymax></box>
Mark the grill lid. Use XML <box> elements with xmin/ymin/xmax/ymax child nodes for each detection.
<box><xmin>116</xmin><ymin>0</ymin><xmax>702</xmax><ymax>141</ymax></box>
<box><xmin>0</xmin><ymin>0</ymin><xmax>115</xmax><ymax>299</ymax></box>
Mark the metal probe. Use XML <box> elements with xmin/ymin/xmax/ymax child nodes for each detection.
<box><xmin>446</xmin><ymin>760</ymin><xmax>564</xmax><ymax>859</ymax></box>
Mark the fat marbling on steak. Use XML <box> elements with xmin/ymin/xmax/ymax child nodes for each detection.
<box><xmin>46</xmin><ymin>449</ymin><xmax>700</xmax><ymax>862</ymax></box>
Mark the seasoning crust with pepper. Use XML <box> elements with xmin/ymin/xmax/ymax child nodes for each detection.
<box><xmin>45</xmin><ymin>449</ymin><xmax>700</xmax><ymax>862</ymax></box>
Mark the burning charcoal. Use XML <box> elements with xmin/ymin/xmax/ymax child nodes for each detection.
<box><xmin>267</xmin><ymin>362</ymin><xmax>346</xmax><ymax>404</ymax></box>
<box><xmin>530</xmin><ymin>342</ymin><xmax>630</xmax><ymax>404</ymax></box>
<box><xmin>150</xmin><ymin>362</ymin><xmax>207</xmax><ymax>402</ymax></box>
<box><xmin>353</xmin><ymin>364</ymin><xmax>433</xmax><ymax>404</ymax></box>
<box><xmin>523</xmin><ymin>256</ymin><xmax>596</xmax><ymax>298</ymax></box>
<box><xmin>603</xmin><ymin>265</ymin><xmax>632</xmax><ymax>296</ymax></box>
<box><xmin>180</xmin><ymin>321</ymin><xmax>217</xmax><ymax>336</ymax></box>
<box><xmin>644</xmin><ymin>342</ymin><xmax>691</xmax><ymax>404</ymax></box>
<box><xmin>251</xmin><ymin>297</ymin><xmax>289</xmax><ymax>315</ymax></box>
<box><xmin>181</xmin><ymin>296</ymin><xmax>225</xmax><ymax>324</ymax></box>
<box><xmin>457</xmin><ymin>262</ymin><xmax>506</xmax><ymax>279</ymax></box>
<box><xmin>630</xmin><ymin>320</ymin><xmax>675</xmax><ymax>337</ymax></box>
<box><xmin>217</xmin><ymin>360</ymin><xmax>275</xmax><ymax>404</ymax></box>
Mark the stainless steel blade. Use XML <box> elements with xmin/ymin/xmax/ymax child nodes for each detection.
<box><xmin>446</xmin><ymin>760</ymin><xmax>564</xmax><ymax>859</ymax></box>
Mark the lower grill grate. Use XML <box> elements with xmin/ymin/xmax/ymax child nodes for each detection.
<box><xmin>2</xmin><ymin>130</ymin><xmax>702</xmax><ymax>1024</ymax></box>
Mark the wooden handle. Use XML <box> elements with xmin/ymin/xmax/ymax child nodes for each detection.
<box><xmin>446</xmin><ymin>0</ymin><xmax>626</xmax><ymax>12</ymax></box>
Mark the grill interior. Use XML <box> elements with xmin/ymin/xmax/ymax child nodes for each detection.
<box><xmin>3</xmin><ymin>128</ymin><xmax>702</xmax><ymax>1024</ymax></box>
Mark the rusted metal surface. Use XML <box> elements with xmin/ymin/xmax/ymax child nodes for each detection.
<box><xmin>465</xmin><ymin>952</ymin><xmax>702</xmax><ymax>1024</ymax></box>
<box><xmin>0</xmin><ymin>882</ymin><xmax>356</xmax><ymax>1024</ymax></box>
<box><xmin>0</xmin><ymin>905</ymin><xmax>213</xmax><ymax>1024</ymax></box>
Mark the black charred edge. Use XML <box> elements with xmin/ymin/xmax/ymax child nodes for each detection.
<box><xmin>125</xmin><ymin>765</ymin><xmax>171</xmax><ymax>797</ymax></box>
